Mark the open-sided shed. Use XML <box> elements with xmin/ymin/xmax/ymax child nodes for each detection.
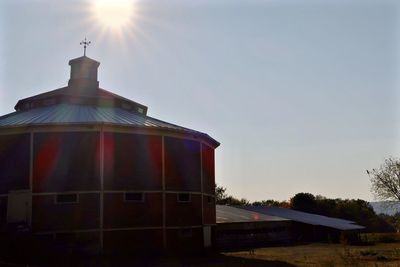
<box><xmin>216</xmin><ymin>205</ymin><xmax>291</xmax><ymax>250</ymax></box>
<box><xmin>242</xmin><ymin>206</ymin><xmax>365</xmax><ymax>242</ymax></box>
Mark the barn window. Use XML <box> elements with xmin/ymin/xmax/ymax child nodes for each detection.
<box><xmin>124</xmin><ymin>192</ymin><xmax>144</xmax><ymax>202</ymax></box>
<box><xmin>177</xmin><ymin>193</ymin><xmax>191</xmax><ymax>202</ymax></box>
<box><xmin>207</xmin><ymin>196</ymin><xmax>212</xmax><ymax>204</ymax></box>
<box><xmin>137</xmin><ymin>107</ymin><xmax>144</xmax><ymax>114</ymax></box>
<box><xmin>55</xmin><ymin>194</ymin><xmax>78</xmax><ymax>204</ymax></box>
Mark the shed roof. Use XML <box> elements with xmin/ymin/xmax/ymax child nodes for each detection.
<box><xmin>216</xmin><ymin>205</ymin><xmax>288</xmax><ymax>224</ymax></box>
<box><xmin>241</xmin><ymin>206</ymin><xmax>365</xmax><ymax>230</ymax></box>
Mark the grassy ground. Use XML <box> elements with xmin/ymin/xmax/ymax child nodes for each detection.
<box><xmin>2</xmin><ymin>242</ymin><xmax>400</xmax><ymax>266</ymax></box>
<box><xmin>224</xmin><ymin>242</ymin><xmax>400</xmax><ymax>267</ymax></box>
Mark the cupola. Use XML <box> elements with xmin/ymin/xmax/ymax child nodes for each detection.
<box><xmin>68</xmin><ymin>56</ymin><xmax>100</xmax><ymax>89</ymax></box>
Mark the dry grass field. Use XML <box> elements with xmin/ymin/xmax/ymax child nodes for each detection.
<box><xmin>91</xmin><ymin>242</ymin><xmax>400</xmax><ymax>266</ymax></box>
<box><xmin>222</xmin><ymin>242</ymin><xmax>400</xmax><ymax>267</ymax></box>
<box><xmin>59</xmin><ymin>242</ymin><xmax>400</xmax><ymax>267</ymax></box>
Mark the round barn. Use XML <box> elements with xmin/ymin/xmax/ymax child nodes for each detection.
<box><xmin>0</xmin><ymin>55</ymin><xmax>219</xmax><ymax>254</ymax></box>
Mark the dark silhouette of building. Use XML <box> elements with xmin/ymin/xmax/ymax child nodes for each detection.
<box><xmin>0</xmin><ymin>55</ymin><xmax>219</xmax><ymax>254</ymax></box>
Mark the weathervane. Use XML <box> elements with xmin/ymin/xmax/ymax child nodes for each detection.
<box><xmin>80</xmin><ymin>37</ymin><xmax>91</xmax><ymax>56</ymax></box>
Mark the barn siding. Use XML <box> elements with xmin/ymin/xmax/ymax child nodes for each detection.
<box><xmin>33</xmin><ymin>132</ymin><xmax>100</xmax><ymax>192</ymax></box>
<box><xmin>103</xmin><ymin>192</ymin><xmax>162</xmax><ymax>228</ymax></box>
<box><xmin>0</xmin><ymin>134</ymin><xmax>30</xmax><ymax>194</ymax></box>
<box><xmin>164</xmin><ymin>137</ymin><xmax>201</xmax><ymax>191</ymax></box>
<box><xmin>165</xmin><ymin>193</ymin><xmax>202</xmax><ymax>226</ymax></box>
<box><xmin>202</xmin><ymin>144</ymin><xmax>215</xmax><ymax>195</ymax></box>
<box><xmin>0</xmin><ymin>197</ymin><xmax>7</xmax><ymax>226</ymax></box>
<box><xmin>166</xmin><ymin>227</ymin><xmax>204</xmax><ymax>253</ymax></box>
<box><xmin>0</xmin><ymin>131</ymin><xmax>216</xmax><ymax>253</ymax></box>
<box><xmin>203</xmin><ymin>196</ymin><xmax>216</xmax><ymax>225</ymax></box>
<box><xmin>103</xmin><ymin>229</ymin><xmax>163</xmax><ymax>254</ymax></box>
<box><xmin>32</xmin><ymin>193</ymin><xmax>100</xmax><ymax>231</ymax></box>
<box><xmin>103</xmin><ymin>133</ymin><xmax>162</xmax><ymax>190</ymax></box>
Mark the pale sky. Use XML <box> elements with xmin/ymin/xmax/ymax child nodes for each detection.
<box><xmin>1</xmin><ymin>0</ymin><xmax>399</xmax><ymax>202</ymax></box>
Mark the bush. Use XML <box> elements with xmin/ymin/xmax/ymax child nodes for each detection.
<box><xmin>360</xmin><ymin>233</ymin><xmax>400</xmax><ymax>244</ymax></box>
<box><xmin>378</xmin><ymin>233</ymin><xmax>400</xmax><ymax>243</ymax></box>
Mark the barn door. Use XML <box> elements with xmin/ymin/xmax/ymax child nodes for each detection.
<box><xmin>203</xmin><ymin>226</ymin><xmax>212</xmax><ymax>248</ymax></box>
<box><xmin>7</xmin><ymin>190</ymin><xmax>31</xmax><ymax>225</ymax></box>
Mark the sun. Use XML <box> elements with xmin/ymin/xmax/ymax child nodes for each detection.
<box><xmin>92</xmin><ymin>0</ymin><xmax>135</xmax><ymax>31</ymax></box>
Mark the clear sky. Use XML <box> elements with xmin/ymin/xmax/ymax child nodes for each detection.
<box><xmin>1</xmin><ymin>0</ymin><xmax>399</xmax><ymax>202</ymax></box>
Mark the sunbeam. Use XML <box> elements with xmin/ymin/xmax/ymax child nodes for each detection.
<box><xmin>91</xmin><ymin>0</ymin><xmax>136</xmax><ymax>33</ymax></box>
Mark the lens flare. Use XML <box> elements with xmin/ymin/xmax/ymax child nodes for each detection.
<box><xmin>92</xmin><ymin>0</ymin><xmax>135</xmax><ymax>31</ymax></box>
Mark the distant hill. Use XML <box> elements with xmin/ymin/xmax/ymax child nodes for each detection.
<box><xmin>370</xmin><ymin>201</ymin><xmax>400</xmax><ymax>215</ymax></box>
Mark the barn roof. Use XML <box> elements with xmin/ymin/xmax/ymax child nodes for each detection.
<box><xmin>241</xmin><ymin>206</ymin><xmax>365</xmax><ymax>231</ymax></box>
<box><xmin>14</xmin><ymin>86</ymin><xmax>146</xmax><ymax>113</ymax></box>
<box><xmin>0</xmin><ymin>55</ymin><xmax>220</xmax><ymax>147</ymax></box>
<box><xmin>0</xmin><ymin>103</ymin><xmax>219</xmax><ymax>146</ymax></box>
<box><xmin>216</xmin><ymin>205</ymin><xmax>288</xmax><ymax>224</ymax></box>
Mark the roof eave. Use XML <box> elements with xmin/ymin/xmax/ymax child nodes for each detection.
<box><xmin>0</xmin><ymin>122</ymin><xmax>220</xmax><ymax>148</ymax></box>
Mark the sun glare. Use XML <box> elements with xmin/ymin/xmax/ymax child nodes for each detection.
<box><xmin>92</xmin><ymin>0</ymin><xmax>135</xmax><ymax>31</ymax></box>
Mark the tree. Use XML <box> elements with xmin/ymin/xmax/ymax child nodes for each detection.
<box><xmin>252</xmin><ymin>199</ymin><xmax>280</xmax><ymax>206</ymax></box>
<box><xmin>367</xmin><ymin>157</ymin><xmax>400</xmax><ymax>202</ymax></box>
<box><xmin>290</xmin><ymin>192</ymin><xmax>317</xmax><ymax>213</ymax></box>
<box><xmin>215</xmin><ymin>184</ymin><xmax>228</xmax><ymax>203</ymax></box>
<box><xmin>220</xmin><ymin>196</ymin><xmax>250</xmax><ymax>206</ymax></box>
<box><xmin>378</xmin><ymin>213</ymin><xmax>400</xmax><ymax>232</ymax></box>
<box><xmin>215</xmin><ymin>184</ymin><xmax>250</xmax><ymax>205</ymax></box>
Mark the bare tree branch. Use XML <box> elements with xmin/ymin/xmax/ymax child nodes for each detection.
<box><xmin>368</xmin><ymin>157</ymin><xmax>400</xmax><ymax>202</ymax></box>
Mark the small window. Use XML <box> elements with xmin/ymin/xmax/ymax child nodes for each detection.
<box><xmin>207</xmin><ymin>196</ymin><xmax>213</xmax><ymax>204</ymax></box>
<box><xmin>55</xmin><ymin>194</ymin><xmax>78</xmax><ymax>204</ymax></box>
<box><xmin>177</xmin><ymin>193</ymin><xmax>191</xmax><ymax>202</ymax></box>
<box><xmin>124</xmin><ymin>192</ymin><xmax>144</xmax><ymax>202</ymax></box>
<box><xmin>137</xmin><ymin>107</ymin><xmax>144</xmax><ymax>114</ymax></box>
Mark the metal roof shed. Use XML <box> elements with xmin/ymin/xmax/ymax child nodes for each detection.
<box><xmin>216</xmin><ymin>205</ymin><xmax>292</xmax><ymax>250</ymax></box>
<box><xmin>240</xmin><ymin>206</ymin><xmax>366</xmax><ymax>243</ymax></box>
<box><xmin>241</xmin><ymin>206</ymin><xmax>365</xmax><ymax>231</ymax></box>
<box><xmin>216</xmin><ymin>205</ymin><xmax>289</xmax><ymax>224</ymax></box>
